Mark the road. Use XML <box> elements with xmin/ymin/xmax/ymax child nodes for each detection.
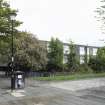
<box><xmin>0</xmin><ymin>77</ymin><xmax>105</xmax><ymax>105</ymax></box>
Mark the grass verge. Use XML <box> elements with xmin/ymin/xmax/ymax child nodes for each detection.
<box><xmin>32</xmin><ymin>73</ymin><xmax>105</xmax><ymax>81</ymax></box>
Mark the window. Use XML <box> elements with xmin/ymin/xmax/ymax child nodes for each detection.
<box><xmin>80</xmin><ymin>47</ymin><xmax>85</xmax><ymax>55</ymax></box>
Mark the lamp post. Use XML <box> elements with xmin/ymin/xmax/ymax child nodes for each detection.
<box><xmin>10</xmin><ymin>14</ymin><xmax>16</xmax><ymax>91</ymax></box>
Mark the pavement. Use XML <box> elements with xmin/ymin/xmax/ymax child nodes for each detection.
<box><xmin>0</xmin><ymin>77</ymin><xmax>105</xmax><ymax>105</ymax></box>
<box><xmin>49</xmin><ymin>78</ymin><xmax>105</xmax><ymax>91</ymax></box>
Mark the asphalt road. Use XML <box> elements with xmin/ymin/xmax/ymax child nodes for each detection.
<box><xmin>0</xmin><ymin>77</ymin><xmax>105</xmax><ymax>105</ymax></box>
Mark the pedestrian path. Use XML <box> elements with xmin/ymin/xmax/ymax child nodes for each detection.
<box><xmin>0</xmin><ymin>78</ymin><xmax>105</xmax><ymax>105</ymax></box>
<box><xmin>49</xmin><ymin>78</ymin><xmax>105</xmax><ymax>91</ymax></box>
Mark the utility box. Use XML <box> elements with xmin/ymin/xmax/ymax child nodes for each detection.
<box><xmin>13</xmin><ymin>71</ymin><xmax>25</xmax><ymax>89</ymax></box>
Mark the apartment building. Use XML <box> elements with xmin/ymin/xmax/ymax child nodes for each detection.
<box><xmin>40</xmin><ymin>40</ymin><xmax>101</xmax><ymax>64</ymax></box>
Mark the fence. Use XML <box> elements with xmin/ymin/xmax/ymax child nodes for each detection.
<box><xmin>25</xmin><ymin>71</ymin><xmax>72</xmax><ymax>77</ymax></box>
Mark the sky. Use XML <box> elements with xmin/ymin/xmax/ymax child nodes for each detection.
<box><xmin>9</xmin><ymin>0</ymin><xmax>105</xmax><ymax>46</ymax></box>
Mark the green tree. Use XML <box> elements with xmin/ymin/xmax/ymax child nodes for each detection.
<box><xmin>0</xmin><ymin>0</ymin><xmax>47</xmax><ymax>71</ymax></box>
<box><xmin>89</xmin><ymin>47</ymin><xmax>105</xmax><ymax>72</ymax></box>
<box><xmin>84</xmin><ymin>46</ymin><xmax>88</xmax><ymax>64</ymax></box>
<box><xmin>0</xmin><ymin>0</ymin><xmax>22</xmax><ymax>34</ymax></box>
<box><xmin>14</xmin><ymin>32</ymin><xmax>47</xmax><ymax>71</ymax></box>
<box><xmin>0</xmin><ymin>31</ymin><xmax>47</xmax><ymax>71</ymax></box>
<box><xmin>0</xmin><ymin>0</ymin><xmax>22</xmax><ymax>65</ymax></box>
<box><xmin>67</xmin><ymin>41</ymin><xmax>79</xmax><ymax>72</ymax></box>
<box><xmin>47</xmin><ymin>38</ymin><xmax>63</xmax><ymax>71</ymax></box>
<box><xmin>97</xmin><ymin>47</ymin><xmax>105</xmax><ymax>59</ymax></box>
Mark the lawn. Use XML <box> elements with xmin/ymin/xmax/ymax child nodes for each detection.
<box><xmin>32</xmin><ymin>73</ymin><xmax>105</xmax><ymax>81</ymax></box>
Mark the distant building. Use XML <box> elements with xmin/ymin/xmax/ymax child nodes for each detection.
<box><xmin>0</xmin><ymin>40</ymin><xmax>101</xmax><ymax>70</ymax></box>
<box><xmin>40</xmin><ymin>40</ymin><xmax>101</xmax><ymax>64</ymax></box>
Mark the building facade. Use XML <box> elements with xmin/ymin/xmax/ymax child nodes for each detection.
<box><xmin>40</xmin><ymin>40</ymin><xmax>101</xmax><ymax>64</ymax></box>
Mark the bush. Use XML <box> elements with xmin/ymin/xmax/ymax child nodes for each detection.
<box><xmin>77</xmin><ymin>64</ymin><xmax>93</xmax><ymax>74</ymax></box>
<box><xmin>88</xmin><ymin>57</ymin><xmax>105</xmax><ymax>73</ymax></box>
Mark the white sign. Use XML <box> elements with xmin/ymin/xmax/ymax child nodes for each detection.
<box><xmin>18</xmin><ymin>75</ymin><xmax>22</xmax><ymax>78</ymax></box>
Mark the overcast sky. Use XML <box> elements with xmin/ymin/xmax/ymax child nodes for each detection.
<box><xmin>9</xmin><ymin>0</ymin><xmax>105</xmax><ymax>46</ymax></box>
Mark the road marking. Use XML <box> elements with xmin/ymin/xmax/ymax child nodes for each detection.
<box><xmin>11</xmin><ymin>92</ymin><xmax>25</xmax><ymax>97</ymax></box>
<box><xmin>7</xmin><ymin>90</ymin><xmax>25</xmax><ymax>97</ymax></box>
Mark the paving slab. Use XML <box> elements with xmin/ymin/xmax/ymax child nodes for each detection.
<box><xmin>49</xmin><ymin>78</ymin><xmax>105</xmax><ymax>91</ymax></box>
<box><xmin>0</xmin><ymin>77</ymin><xmax>105</xmax><ymax>105</ymax></box>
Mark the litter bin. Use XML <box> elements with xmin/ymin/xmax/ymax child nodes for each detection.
<box><xmin>12</xmin><ymin>71</ymin><xmax>25</xmax><ymax>89</ymax></box>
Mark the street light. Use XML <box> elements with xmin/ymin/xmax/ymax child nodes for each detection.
<box><xmin>10</xmin><ymin>13</ymin><xmax>16</xmax><ymax>91</ymax></box>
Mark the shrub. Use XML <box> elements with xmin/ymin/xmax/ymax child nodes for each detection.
<box><xmin>88</xmin><ymin>56</ymin><xmax>105</xmax><ymax>73</ymax></box>
<box><xmin>77</xmin><ymin>64</ymin><xmax>93</xmax><ymax>74</ymax></box>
